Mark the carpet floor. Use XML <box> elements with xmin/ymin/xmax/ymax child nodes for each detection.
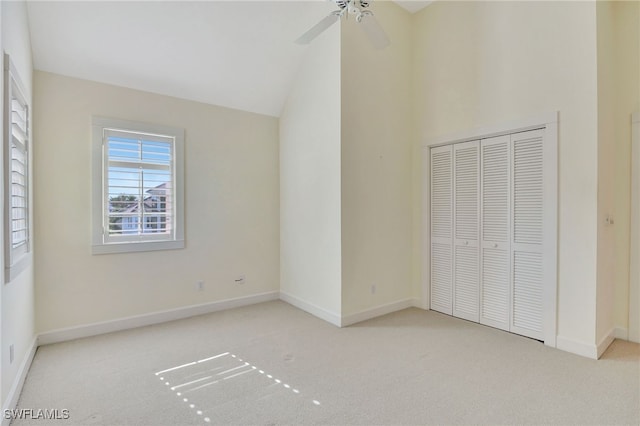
<box><xmin>12</xmin><ymin>301</ymin><xmax>640</xmax><ymax>425</ymax></box>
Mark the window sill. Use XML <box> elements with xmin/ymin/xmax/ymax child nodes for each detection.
<box><xmin>92</xmin><ymin>239</ymin><xmax>185</xmax><ymax>255</ymax></box>
<box><xmin>5</xmin><ymin>252</ymin><xmax>32</xmax><ymax>283</ymax></box>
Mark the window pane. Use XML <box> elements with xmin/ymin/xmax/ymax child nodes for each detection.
<box><xmin>142</xmin><ymin>140</ymin><xmax>171</xmax><ymax>165</ymax></box>
<box><xmin>108</xmin><ymin>137</ymin><xmax>141</xmax><ymax>162</ymax></box>
<box><xmin>106</xmin><ymin>134</ymin><xmax>173</xmax><ymax>238</ymax></box>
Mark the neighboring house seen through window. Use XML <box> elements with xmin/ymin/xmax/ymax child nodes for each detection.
<box><xmin>92</xmin><ymin>117</ymin><xmax>184</xmax><ymax>254</ymax></box>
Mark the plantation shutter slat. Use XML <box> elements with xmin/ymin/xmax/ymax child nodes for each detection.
<box><xmin>3</xmin><ymin>54</ymin><xmax>31</xmax><ymax>282</ymax></box>
<box><xmin>104</xmin><ymin>129</ymin><xmax>175</xmax><ymax>243</ymax></box>
<box><xmin>8</xmin><ymin>70</ymin><xmax>29</xmax><ymax>253</ymax></box>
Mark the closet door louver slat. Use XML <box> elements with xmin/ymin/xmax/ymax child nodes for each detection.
<box><xmin>480</xmin><ymin>136</ymin><xmax>511</xmax><ymax>331</ymax></box>
<box><xmin>429</xmin><ymin>127</ymin><xmax>551</xmax><ymax>344</ymax></box>
<box><xmin>453</xmin><ymin>142</ymin><xmax>480</xmax><ymax>322</ymax></box>
<box><xmin>430</xmin><ymin>146</ymin><xmax>453</xmax><ymax>315</ymax></box>
<box><xmin>511</xmin><ymin>130</ymin><xmax>544</xmax><ymax>340</ymax></box>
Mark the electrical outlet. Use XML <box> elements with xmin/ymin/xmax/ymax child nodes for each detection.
<box><xmin>9</xmin><ymin>344</ymin><xmax>14</xmax><ymax>364</ymax></box>
<box><xmin>196</xmin><ymin>280</ymin><xmax>204</xmax><ymax>291</ymax></box>
<box><xmin>235</xmin><ymin>275</ymin><xmax>246</xmax><ymax>285</ymax></box>
<box><xmin>371</xmin><ymin>284</ymin><xmax>376</xmax><ymax>295</ymax></box>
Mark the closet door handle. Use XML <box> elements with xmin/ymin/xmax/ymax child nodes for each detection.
<box><xmin>493</xmin><ymin>243</ymin><xmax>498</xmax><ymax>248</ymax></box>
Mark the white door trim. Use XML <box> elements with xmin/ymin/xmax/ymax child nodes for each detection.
<box><xmin>629</xmin><ymin>112</ymin><xmax>640</xmax><ymax>343</ymax></box>
<box><xmin>422</xmin><ymin>112</ymin><xmax>558</xmax><ymax>347</ymax></box>
<box><xmin>423</xmin><ymin>111</ymin><xmax>558</xmax><ymax>148</ymax></box>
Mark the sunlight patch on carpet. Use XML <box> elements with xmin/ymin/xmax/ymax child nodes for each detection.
<box><xmin>155</xmin><ymin>352</ymin><xmax>320</xmax><ymax>423</ymax></box>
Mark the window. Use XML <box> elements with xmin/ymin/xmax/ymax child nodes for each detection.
<box><xmin>92</xmin><ymin>117</ymin><xmax>184</xmax><ymax>254</ymax></box>
<box><xmin>4</xmin><ymin>54</ymin><xmax>31</xmax><ymax>282</ymax></box>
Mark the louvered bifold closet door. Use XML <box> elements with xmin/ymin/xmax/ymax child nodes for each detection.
<box><xmin>510</xmin><ymin>129</ymin><xmax>544</xmax><ymax>340</ymax></box>
<box><xmin>453</xmin><ymin>141</ymin><xmax>480</xmax><ymax>322</ymax></box>
<box><xmin>430</xmin><ymin>145</ymin><xmax>453</xmax><ymax>315</ymax></box>
<box><xmin>479</xmin><ymin>136</ymin><xmax>511</xmax><ymax>331</ymax></box>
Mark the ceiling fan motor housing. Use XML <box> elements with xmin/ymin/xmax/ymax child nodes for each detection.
<box><xmin>297</xmin><ymin>0</ymin><xmax>389</xmax><ymax>49</ymax></box>
<box><xmin>341</xmin><ymin>0</ymin><xmax>370</xmax><ymax>14</ymax></box>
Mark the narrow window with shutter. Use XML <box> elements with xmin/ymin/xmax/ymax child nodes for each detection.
<box><xmin>4</xmin><ymin>54</ymin><xmax>31</xmax><ymax>282</ymax></box>
<box><xmin>92</xmin><ymin>117</ymin><xmax>185</xmax><ymax>254</ymax></box>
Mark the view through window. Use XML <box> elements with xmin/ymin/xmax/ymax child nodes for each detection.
<box><xmin>105</xmin><ymin>131</ymin><xmax>174</xmax><ymax>238</ymax></box>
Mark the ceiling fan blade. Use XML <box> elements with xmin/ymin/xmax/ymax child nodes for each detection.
<box><xmin>295</xmin><ymin>12</ymin><xmax>341</xmax><ymax>45</ymax></box>
<box><xmin>358</xmin><ymin>11</ymin><xmax>390</xmax><ymax>50</ymax></box>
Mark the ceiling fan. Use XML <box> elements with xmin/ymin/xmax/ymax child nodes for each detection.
<box><xmin>295</xmin><ymin>0</ymin><xmax>390</xmax><ymax>50</ymax></box>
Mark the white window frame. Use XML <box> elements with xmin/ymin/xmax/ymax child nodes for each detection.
<box><xmin>91</xmin><ymin>116</ymin><xmax>185</xmax><ymax>254</ymax></box>
<box><xmin>4</xmin><ymin>53</ymin><xmax>31</xmax><ymax>282</ymax></box>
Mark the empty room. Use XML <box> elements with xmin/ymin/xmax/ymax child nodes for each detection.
<box><xmin>0</xmin><ymin>0</ymin><xmax>639</xmax><ymax>424</ymax></box>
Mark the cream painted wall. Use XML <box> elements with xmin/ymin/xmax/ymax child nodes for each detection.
<box><xmin>596</xmin><ymin>0</ymin><xmax>616</xmax><ymax>343</ymax></box>
<box><xmin>340</xmin><ymin>1</ymin><xmax>413</xmax><ymax>316</ymax></box>
<box><xmin>33</xmin><ymin>72</ymin><xmax>280</xmax><ymax>333</ymax></box>
<box><xmin>279</xmin><ymin>25</ymin><xmax>342</xmax><ymax>317</ymax></box>
<box><xmin>1</xmin><ymin>0</ymin><xmax>35</xmax><ymax>404</ymax></box>
<box><xmin>412</xmin><ymin>1</ymin><xmax>600</xmax><ymax>345</ymax></box>
<box><xmin>610</xmin><ymin>1</ymin><xmax>639</xmax><ymax>334</ymax></box>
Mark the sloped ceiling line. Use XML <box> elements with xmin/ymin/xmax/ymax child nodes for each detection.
<box><xmin>27</xmin><ymin>1</ymin><xmax>431</xmax><ymax>117</ymax></box>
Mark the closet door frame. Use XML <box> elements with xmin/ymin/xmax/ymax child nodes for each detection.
<box><xmin>422</xmin><ymin>112</ymin><xmax>558</xmax><ymax>348</ymax></box>
<box><xmin>630</xmin><ymin>112</ymin><xmax>640</xmax><ymax>343</ymax></box>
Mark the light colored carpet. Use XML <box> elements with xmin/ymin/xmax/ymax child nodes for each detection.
<box><xmin>13</xmin><ymin>301</ymin><xmax>640</xmax><ymax>425</ymax></box>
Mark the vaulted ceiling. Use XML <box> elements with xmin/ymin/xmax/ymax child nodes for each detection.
<box><xmin>27</xmin><ymin>1</ymin><xmax>430</xmax><ymax>117</ymax></box>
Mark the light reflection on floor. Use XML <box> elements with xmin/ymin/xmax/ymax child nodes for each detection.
<box><xmin>155</xmin><ymin>352</ymin><xmax>321</xmax><ymax>423</ymax></box>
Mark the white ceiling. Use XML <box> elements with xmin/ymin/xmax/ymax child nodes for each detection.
<box><xmin>394</xmin><ymin>0</ymin><xmax>431</xmax><ymax>13</ymax></box>
<box><xmin>27</xmin><ymin>1</ymin><xmax>431</xmax><ymax>117</ymax></box>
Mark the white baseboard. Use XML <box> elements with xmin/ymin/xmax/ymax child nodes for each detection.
<box><xmin>411</xmin><ymin>297</ymin><xmax>427</xmax><ymax>310</ymax></box>
<box><xmin>556</xmin><ymin>329</ymin><xmax>619</xmax><ymax>360</ymax></box>
<box><xmin>38</xmin><ymin>291</ymin><xmax>280</xmax><ymax>345</ymax></box>
<box><xmin>614</xmin><ymin>327</ymin><xmax>629</xmax><ymax>340</ymax></box>
<box><xmin>596</xmin><ymin>328</ymin><xmax>616</xmax><ymax>359</ymax></box>
<box><xmin>341</xmin><ymin>299</ymin><xmax>414</xmax><ymax>327</ymax></box>
<box><xmin>556</xmin><ymin>335</ymin><xmax>598</xmax><ymax>359</ymax></box>
<box><xmin>279</xmin><ymin>292</ymin><xmax>341</xmax><ymax>327</ymax></box>
<box><xmin>2</xmin><ymin>336</ymin><xmax>38</xmax><ymax>426</ymax></box>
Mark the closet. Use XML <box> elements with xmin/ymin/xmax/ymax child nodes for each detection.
<box><xmin>430</xmin><ymin>129</ymin><xmax>547</xmax><ymax>341</ymax></box>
